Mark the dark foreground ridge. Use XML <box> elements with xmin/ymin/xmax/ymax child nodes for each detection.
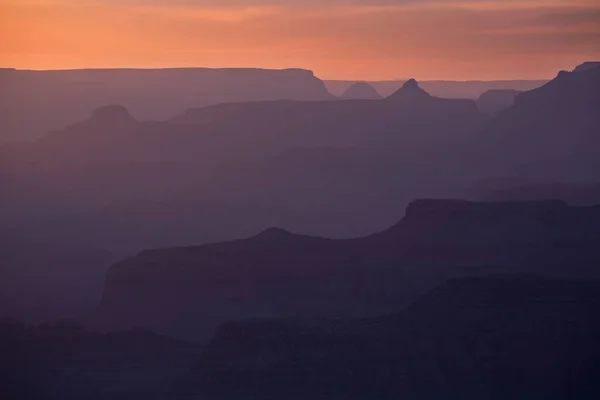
<box><xmin>4</xmin><ymin>275</ymin><xmax>600</xmax><ymax>399</ymax></box>
<box><xmin>197</xmin><ymin>275</ymin><xmax>600</xmax><ymax>400</ymax></box>
<box><xmin>85</xmin><ymin>199</ymin><xmax>600</xmax><ymax>341</ymax></box>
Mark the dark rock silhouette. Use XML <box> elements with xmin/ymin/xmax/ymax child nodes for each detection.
<box><xmin>340</xmin><ymin>82</ymin><xmax>382</xmax><ymax>99</ymax></box>
<box><xmin>477</xmin><ymin>89</ymin><xmax>521</xmax><ymax>115</ymax></box>
<box><xmin>85</xmin><ymin>200</ymin><xmax>600</xmax><ymax>341</ymax></box>
<box><xmin>6</xmin><ymin>276</ymin><xmax>600</xmax><ymax>399</ymax></box>
<box><xmin>197</xmin><ymin>275</ymin><xmax>600</xmax><ymax>399</ymax></box>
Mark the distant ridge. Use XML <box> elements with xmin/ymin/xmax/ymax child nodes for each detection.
<box><xmin>341</xmin><ymin>82</ymin><xmax>382</xmax><ymax>100</ymax></box>
<box><xmin>324</xmin><ymin>79</ymin><xmax>547</xmax><ymax>99</ymax></box>
<box><xmin>0</xmin><ymin>67</ymin><xmax>334</xmax><ymax>142</ymax></box>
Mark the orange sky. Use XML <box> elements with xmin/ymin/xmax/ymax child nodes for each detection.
<box><xmin>2</xmin><ymin>0</ymin><xmax>599</xmax><ymax>80</ymax></box>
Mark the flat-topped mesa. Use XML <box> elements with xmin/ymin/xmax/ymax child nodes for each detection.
<box><xmin>90</xmin><ymin>105</ymin><xmax>136</xmax><ymax>124</ymax></box>
<box><xmin>280</xmin><ymin>68</ymin><xmax>316</xmax><ymax>78</ymax></box>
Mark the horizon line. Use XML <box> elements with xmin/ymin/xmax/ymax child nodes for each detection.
<box><xmin>0</xmin><ymin>65</ymin><xmax>560</xmax><ymax>82</ymax></box>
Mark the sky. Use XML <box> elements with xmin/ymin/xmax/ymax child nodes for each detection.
<box><xmin>1</xmin><ymin>0</ymin><xmax>600</xmax><ymax>80</ymax></box>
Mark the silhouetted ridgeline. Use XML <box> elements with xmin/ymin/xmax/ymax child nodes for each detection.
<box><xmin>0</xmin><ymin>67</ymin><xmax>334</xmax><ymax>142</ymax></box>
<box><xmin>4</xmin><ymin>65</ymin><xmax>599</xmax><ymax>257</ymax></box>
<box><xmin>2</xmin><ymin>63</ymin><xmax>600</xmax><ymax>336</ymax></box>
<box><xmin>85</xmin><ymin>199</ymin><xmax>600</xmax><ymax>342</ymax></box>
<box><xmin>4</xmin><ymin>275</ymin><xmax>600</xmax><ymax>399</ymax></box>
<box><xmin>324</xmin><ymin>79</ymin><xmax>547</xmax><ymax>98</ymax></box>
<box><xmin>467</xmin><ymin>65</ymin><xmax>600</xmax><ymax>180</ymax></box>
<box><xmin>1</xmin><ymin>79</ymin><xmax>484</xmax><ymax>252</ymax></box>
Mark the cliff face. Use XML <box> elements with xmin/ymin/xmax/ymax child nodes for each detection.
<box><xmin>86</xmin><ymin>200</ymin><xmax>600</xmax><ymax>341</ymax></box>
<box><xmin>197</xmin><ymin>276</ymin><xmax>600</xmax><ymax>400</ymax></box>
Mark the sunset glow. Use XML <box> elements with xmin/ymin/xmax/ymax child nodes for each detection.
<box><xmin>2</xmin><ymin>0</ymin><xmax>600</xmax><ymax>80</ymax></box>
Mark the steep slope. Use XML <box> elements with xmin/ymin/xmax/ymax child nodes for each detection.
<box><xmin>85</xmin><ymin>200</ymin><xmax>600</xmax><ymax>341</ymax></box>
<box><xmin>467</xmin><ymin>66</ymin><xmax>600</xmax><ymax>180</ymax></box>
